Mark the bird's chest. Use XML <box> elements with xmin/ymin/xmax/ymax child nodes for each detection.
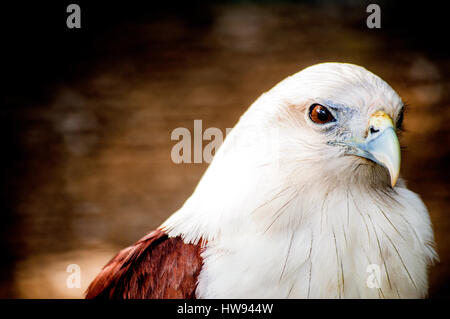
<box><xmin>196</xmin><ymin>232</ymin><xmax>358</xmax><ymax>298</ymax></box>
<box><xmin>195</xmin><ymin>206</ymin><xmax>424</xmax><ymax>299</ymax></box>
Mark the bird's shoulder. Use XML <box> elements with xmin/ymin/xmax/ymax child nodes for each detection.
<box><xmin>85</xmin><ymin>228</ymin><xmax>205</xmax><ymax>299</ymax></box>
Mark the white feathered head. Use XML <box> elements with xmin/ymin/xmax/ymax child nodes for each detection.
<box><xmin>163</xmin><ymin>63</ymin><xmax>409</xmax><ymax>241</ymax></box>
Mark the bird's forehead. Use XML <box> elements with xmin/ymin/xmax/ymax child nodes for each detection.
<box><xmin>281</xmin><ymin>63</ymin><xmax>403</xmax><ymax>116</ymax></box>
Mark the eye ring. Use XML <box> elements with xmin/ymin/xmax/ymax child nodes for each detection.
<box><xmin>309</xmin><ymin>103</ymin><xmax>335</xmax><ymax>124</ymax></box>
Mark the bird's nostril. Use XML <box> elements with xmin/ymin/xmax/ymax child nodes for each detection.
<box><xmin>370</xmin><ymin>126</ymin><xmax>380</xmax><ymax>134</ymax></box>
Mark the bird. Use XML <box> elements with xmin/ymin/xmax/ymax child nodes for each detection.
<box><xmin>86</xmin><ymin>62</ymin><xmax>437</xmax><ymax>299</ymax></box>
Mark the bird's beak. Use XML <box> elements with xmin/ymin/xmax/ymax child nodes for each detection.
<box><xmin>344</xmin><ymin>111</ymin><xmax>401</xmax><ymax>187</ymax></box>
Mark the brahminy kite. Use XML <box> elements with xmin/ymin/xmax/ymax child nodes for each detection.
<box><xmin>86</xmin><ymin>62</ymin><xmax>437</xmax><ymax>299</ymax></box>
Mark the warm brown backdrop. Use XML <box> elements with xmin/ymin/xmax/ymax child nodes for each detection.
<box><xmin>1</xmin><ymin>1</ymin><xmax>449</xmax><ymax>298</ymax></box>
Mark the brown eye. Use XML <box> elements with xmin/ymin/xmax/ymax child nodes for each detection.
<box><xmin>309</xmin><ymin>104</ymin><xmax>335</xmax><ymax>124</ymax></box>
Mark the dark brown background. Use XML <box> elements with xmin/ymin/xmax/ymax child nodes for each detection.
<box><xmin>1</xmin><ymin>0</ymin><xmax>449</xmax><ymax>298</ymax></box>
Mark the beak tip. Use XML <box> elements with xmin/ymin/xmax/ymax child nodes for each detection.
<box><xmin>391</xmin><ymin>175</ymin><xmax>399</xmax><ymax>187</ymax></box>
<box><xmin>387</xmin><ymin>161</ymin><xmax>400</xmax><ymax>187</ymax></box>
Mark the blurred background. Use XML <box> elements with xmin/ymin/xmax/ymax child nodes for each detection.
<box><xmin>1</xmin><ymin>0</ymin><xmax>448</xmax><ymax>298</ymax></box>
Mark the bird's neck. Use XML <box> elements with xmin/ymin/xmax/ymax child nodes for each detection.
<box><xmin>164</xmin><ymin>181</ymin><xmax>433</xmax><ymax>298</ymax></box>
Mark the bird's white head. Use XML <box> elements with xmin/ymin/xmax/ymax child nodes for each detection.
<box><xmin>164</xmin><ymin>62</ymin><xmax>406</xmax><ymax>242</ymax></box>
<box><xmin>243</xmin><ymin>62</ymin><xmax>404</xmax><ymax>190</ymax></box>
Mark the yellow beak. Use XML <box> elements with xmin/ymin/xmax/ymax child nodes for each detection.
<box><xmin>344</xmin><ymin>111</ymin><xmax>401</xmax><ymax>187</ymax></box>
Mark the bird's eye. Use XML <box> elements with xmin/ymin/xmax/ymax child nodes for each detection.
<box><xmin>309</xmin><ymin>104</ymin><xmax>335</xmax><ymax>124</ymax></box>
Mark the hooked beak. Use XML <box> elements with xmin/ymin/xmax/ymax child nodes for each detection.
<box><xmin>343</xmin><ymin>111</ymin><xmax>401</xmax><ymax>187</ymax></box>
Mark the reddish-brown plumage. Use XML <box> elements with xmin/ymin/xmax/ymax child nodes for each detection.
<box><xmin>85</xmin><ymin>229</ymin><xmax>205</xmax><ymax>299</ymax></box>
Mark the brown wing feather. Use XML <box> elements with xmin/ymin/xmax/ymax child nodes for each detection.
<box><xmin>85</xmin><ymin>229</ymin><xmax>204</xmax><ymax>299</ymax></box>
